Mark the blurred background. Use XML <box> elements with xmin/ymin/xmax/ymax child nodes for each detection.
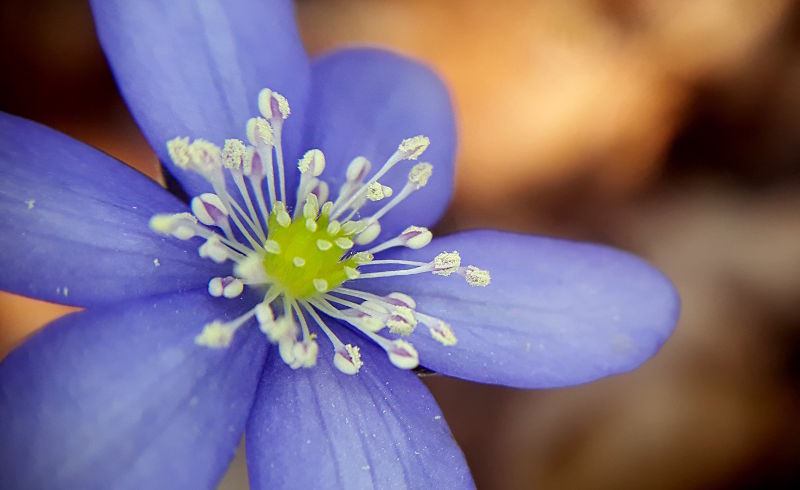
<box><xmin>1</xmin><ymin>0</ymin><xmax>799</xmax><ymax>488</ymax></box>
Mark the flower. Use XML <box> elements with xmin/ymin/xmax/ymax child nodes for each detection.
<box><xmin>0</xmin><ymin>1</ymin><xmax>680</xmax><ymax>489</ymax></box>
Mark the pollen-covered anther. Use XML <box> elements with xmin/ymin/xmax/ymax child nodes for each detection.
<box><xmin>149</xmin><ymin>212</ymin><xmax>198</xmax><ymax>240</ymax></box>
<box><xmin>258</xmin><ymin>88</ymin><xmax>291</xmax><ymax>120</ymax></box>
<box><xmin>433</xmin><ymin>251</ymin><xmax>461</xmax><ymax>276</ymax></box>
<box><xmin>166</xmin><ymin>137</ymin><xmax>191</xmax><ymax>169</ymax></box>
<box><xmin>387</xmin><ymin>306</ymin><xmax>417</xmax><ymax>336</ymax></box>
<box><xmin>366</xmin><ymin>182</ymin><xmax>392</xmax><ymax>201</ymax></box>
<box><xmin>291</xmin><ymin>339</ymin><xmax>320</xmax><ymax>369</ymax></box>
<box><xmin>208</xmin><ymin>276</ymin><xmax>244</xmax><ymax>298</ymax></box>
<box><xmin>191</xmin><ymin>193</ymin><xmax>228</xmax><ymax>227</ymax></box>
<box><xmin>334</xmin><ymin>344</ymin><xmax>363</xmax><ymax>375</ymax></box>
<box><xmin>195</xmin><ymin>321</ymin><xmax>233</xmax><ymax>348</ymax></box>
<box><xmin>246</xmin><ymin>117</ymin><xmax>273</xmax><ymax>147</ymax></box>
<box><xmin>408</xmin><ymin>163</ymin><xmax>433</xmax><ymax>189</ymax></box>
<box><xmin>464</xmin><ymin>265</ymin><xmax>491</xmax><ymax>287</ymax></box>
<box><xmin>430</xmin><ymin>321</ymin><xmax>458</xmax><ymax>346</ymax></box>
<box><xmin>397</xmin><ymin>135</ymin><xmax>430</xmax><ymax>160</ymax></box>
<box><xmin>187</xmin><ymin>139</ymin><xmax>223</xmax><ymax>175</ymax></box>
<box><xmin>387</xmin><ymin>340</ymin><xmax>419</xmax><ymax>369</ymax></box>
<box><xmin>298</xmin><ymin>149</ymin><xmax>326</xmax><ymax>176</ymax></box>
<box><xmin>221</xmin><ymin>139</ymin><xmax>247</xmax><ymax>169</ymax></box>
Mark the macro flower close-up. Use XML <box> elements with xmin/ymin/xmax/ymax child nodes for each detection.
<box><xmin>0</xmin><ymin>1</ymin><xmax>679</xmax><ymax>488</ymax></box>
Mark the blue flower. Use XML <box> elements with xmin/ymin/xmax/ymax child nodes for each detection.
<box><xmin>0</xmin><ymin>1</ymin><xmax>679</xmax><ymax>488</ymax></box>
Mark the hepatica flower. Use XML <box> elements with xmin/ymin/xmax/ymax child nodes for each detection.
<box><xmin>0</xmin><ymin>1</ymin><xmax>679</xmax><ymax>488</ymax></box>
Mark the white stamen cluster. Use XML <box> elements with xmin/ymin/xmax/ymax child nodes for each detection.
<box><xmin>150</xmin><ymin>88</ymin><xmax>490</xmax><ymax>375</ymax></box>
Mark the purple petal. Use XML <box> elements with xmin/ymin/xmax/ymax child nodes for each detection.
<box><xmin>306</xmin><ymin>48</ymin><xmax>456</xmax><ymax>239</ymax></box>
<box><xmin>245</xmin><ymin>326</ymin><xmax>473</xmax><ymax>489</ymax></box>
<box><xmin>0</xmin><ymin>113</ymin><xmax>223</xmax><ymax>307</ymax></box>
<box><xmin>91</xmin><ymin>0</ymin><xmax>310</xmax><ymax>197</ymax></box>
<box><xmin>365</xmin><ymin>230</ymin><xmax>680</xmax><ymax>388</ymax></box>
<box><xmin>0</xmin><ymin>290</ymin><xmax>267</xmax><ymax>489</ymax></box>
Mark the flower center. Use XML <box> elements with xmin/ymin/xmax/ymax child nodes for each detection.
<box><xmin>262</xmin><ymin>200</ymin><xmax>362</xmax><ymax>299</ymax></box>
<box><xmin>149</xmin><ymin>87</ymin><xmax>490</xmax><ymax>375</ymax></box>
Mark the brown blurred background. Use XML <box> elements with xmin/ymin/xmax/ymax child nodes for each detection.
<box><xmin>1</xmin><ymin>0</ymin><xmax>799</xmax><ymax>488</ymax></box>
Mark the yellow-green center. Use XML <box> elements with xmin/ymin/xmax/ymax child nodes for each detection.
<box><xmin>263</xmin><ymin>207</ymin><xmax>361</xmax><ymax>299</ymax></box>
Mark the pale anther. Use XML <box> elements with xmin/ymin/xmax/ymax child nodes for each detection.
<box><xmin>408</xmin><ymin>163</ymin><xmax>433</xmax><ymax>189</ymax></box>
<box><xmin>401</xmin><ymin>226</ymin><xmax>432</xmax><ymax>249</ymax></box>
<box><xmin>387</xmin><ymin>340</ymin><xmax>419</xmax><ymax>369</ymax></box>
<box><xmin>433</xmin><ymin>251</ymin><xmax>461</xmax><ymax>276</ymax></box>
<box><xmin>355</xmin><ymin>221</ymin><xmax>381</xmax><ymax>245</ymax></box>
<box><xmin>398</xmin><ymin>135</ymin><xmax>430</xmax><ymax>160</ymax></box>
<box><xmin>346</xmin><ymin>156</ymin><xmax>371</xmax><ymax>181</ymax></box>
<box><xmin>246</xmin><ymin>117</ymin><xmax>273</xmax><ymax>147</ymax></box>
<box><xmin>255</xmin><ymin>302</ymin><xmax>274</xmax><ymax>325</ymax></box>
<box><xmin>199</xmin><ymin>236</ymin><xmax>229</xmax><ymax>263</ymax></box>
<box><xmin>191</xmin><ymin>193</ymin><xmax>228</xmax><ymax>226</ymax></box>
<box><xmin>386</xmin><ymin>292</ymin><xmax>417</xmax><ymax>309</ymax></box>
<box><xmin>195</xmin><ymin>321</ymin><xmax>232</xmax><ymax>348</ymax></box>
<box><xmin>149</xmin><ymin>213</ymin><xmax>197</xmax><ymax>240</ymax></box>
<box><xmin>387</xmin><ymin>306</ymin><xmax>417</xmax><ymax>336</ymax></box>
<box><xmin>366</xmin><ymin>182</ymin><xmax>391</xmax><ymax>201</ymax></box>
<box><xmin>430</xmin><ymin>321</ymin><xmax>458</xmax><ymax>346</ymax></box>
<box><xmin>298</xmin><ymin>149</ymin><xmax>325</xmax><ymax>176</ymax></box>
<box><xmin>167</xmin><ymin>137</ymin><xmax>191</xmax><ymax>169</ymax></box>
<box><xmin>221</xmin><ymin>139</ymin><xmax>247</xmax><ymax>169</ymax></box>
<box><xmin>465</xmin><ymin>265</ymin><xmax>491</xmax><ymax>286</ymax></box>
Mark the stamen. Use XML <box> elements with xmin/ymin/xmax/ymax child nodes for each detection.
<box><xmin>354</xmin><ymin>221</ymin><xmax>381</xmax><ymax>245</ymax></box>
<box><xmin>433</xmin><ymin>251</ymin><xmax>461</xmax><ymax>276</ymax></box>
<box><xmin>334</xmin><ymin>344</ymin><xmax>363</xmax><ymax>375</ymax></box>
<box><xmin>156</xmin><ymin>88</ymin><xmax>489</xmax><ymax>376</ymax></box>
<box><xmin>208</xmin><ymin>276</ymin><xmax>244</xmax><ymax>298</ymax></box>
<box><xmin>331</xmin><ymin>135</ymin><xmax>430</xmax><ymax>220</ymax></box>
<box><xmin>463</xmin><ymin>265</ymin><xmax>491</xmax><ymax>286</ymax></box>
<box><xmin>366</xmin><ymin>182</ymin><xmax>392</xmax><ymax>202</ymax></box>
<box><xmin>149</xmin><ymin>212</ymin><xmax>198</xmax><ymax>240</ymax></box>
<box><xmin>195</xmin><ymin>306</ymin><xmax>257</xmax><ymax>348</ymax></box>
<box><xmin>397</xmin><ymin>135</ymin><xmax>430</xmax><ymax>160</ymax></box>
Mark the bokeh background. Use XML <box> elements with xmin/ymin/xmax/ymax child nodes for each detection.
<box><xmin>2</xmin><ymin>0</ymin><xmax>799</xmax><ymax>488</ymax></box>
